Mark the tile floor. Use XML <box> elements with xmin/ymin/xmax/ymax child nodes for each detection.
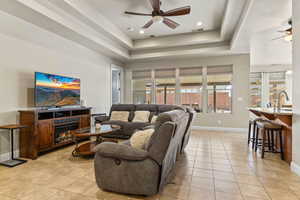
<box><xmin>1</xmin><ymin>130</ymin><xmax>300</xmax><ymax>200</ymax></box>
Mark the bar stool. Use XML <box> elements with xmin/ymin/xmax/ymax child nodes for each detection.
<box><xmin>255</xmin><ymin>121</ymin><xmax>284</xmax><ymax>160</ymax></box>
<box><xmin>248</xmin><ymin>119</ymin><xmax>254</xmax><ymax>145</ymax></box>
<box><xmin>248</xmin><ymin>118</ymin><xmax>265</xmax><ymax>149</ymax></box>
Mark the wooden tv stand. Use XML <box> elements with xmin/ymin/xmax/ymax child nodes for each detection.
<box><xmin>19</xmin><ymin>107</ymin><xmax>91</xmax><ymax>159</ymax></box>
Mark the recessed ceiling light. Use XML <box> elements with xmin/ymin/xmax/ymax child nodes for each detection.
<box><xmin>127</xmin><ymin>27</ymin><xmax>134</xmax><ymax>32</ymax></box>
<box><xmin>139</xmin><ymin>29</ymin><xmax>145</xmax><ymax>34</ymax></box>
<box><xmin>197</xmin><ymin>21</ymin><xmax>203</xmax><ymax>26</ymax></box>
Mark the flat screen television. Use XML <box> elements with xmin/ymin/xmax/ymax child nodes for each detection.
<box><xmin>35</xmin><ymin>72</ymin><xmax>80</xmax><ymax>107</ymax></box>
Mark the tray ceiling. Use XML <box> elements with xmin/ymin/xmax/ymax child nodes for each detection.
<box><xmin>0</xmin><ymin>0</ymin><xmax>291</xmax><ymax>62</ymax></box>
<box><xmin>89</xmin><ymin>0</ymin><xmax>227</xmax><ymax>39</ymax></box>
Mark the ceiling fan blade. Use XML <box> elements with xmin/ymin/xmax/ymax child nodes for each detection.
<box><xmin>163</xmin><ymin>18</ymin><xmax>180</xmax><ymax>29</ymax></box>
<box><xmin>278</xmin><ymin>28</ymin><xmax>292</xmax><ymax>34</ymax></box>
<box><xmin>162</xmin><ymin>6</ymin><xmax>191</xmax><ymax>16</ymax></box>
<box><xmin>149</xmin><ymin>0</ymin><xmax>160</xmax><ymax>12</ymax></box>
<box><xmin>272</xmin><ymin>35</ymin><xmax>286</xmax><ymax>41</ymax></box>
<box><xmin>143</xmin><ymin>20</ymin><xmax>154</xmax><ymax>29</ymax></box>
<box><xmin>125</xmin><ymin>11</ymin><xmax>152</xmax><ymax>16</ymax></box>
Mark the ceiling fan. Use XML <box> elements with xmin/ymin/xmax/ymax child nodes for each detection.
<box><xmin>273</xmin><ymin>19</ymin><xmax>292</xmax><ymax>41</ymax></box>
<box><xmin>124</xmin><ymin>0</ymin><xmax>191</xmax><ymax>30</ymax></box>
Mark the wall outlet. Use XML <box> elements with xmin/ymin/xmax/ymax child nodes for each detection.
<box><xmin>217</xmin><ymin>120</ymin><xmax>222</xmax><ymax>125</ymax></box>
<box><xmin>238</xmin><ymin>97</ymin><xmax>243</xmax><ymax>101</ymax></box>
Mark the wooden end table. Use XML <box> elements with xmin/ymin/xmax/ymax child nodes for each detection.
<box><xmin>71</xmin><ymin>125</ymin><xmax>120</xmax><ymax>157</ymax></box>
<box><xmin>0</xmin><ymin>124</ymin><xmax>28</xmax><ymax>167</ymax></box>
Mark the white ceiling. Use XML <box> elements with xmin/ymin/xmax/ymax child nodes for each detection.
<box><xmin>237</xmin><ymin>0</ymin><xmax>292</xmax><ymax>67</ymax></box>
<box><xmin>231</xmin><ymin>0</ymin><xmax>292</xmax><ymax>52</ymax></box>
<box><xmin>251</xmin><ymin>27</ymin><xmax>292</xmax><ymax>67</ymax></box>
<box><xmin>0</xmin><ymin>0</ymin><xmax>292</xmax><ymax>63</ymax></box>
<box><xmin>89</xmin><ymin>0</ymin><xmax>227</xmax><ymax>39</ymax></box>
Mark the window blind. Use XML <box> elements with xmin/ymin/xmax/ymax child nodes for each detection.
<box><xmin>207</xmin><ymin>65</ymin><xmax>233</xmax><ymax>75</ymax></box>
<box><xmin>269</xmin><ymin>71</ymin><xmax>286</xmax><ymax>80</ymax></box>
<box><xmin>155</xmin><ymin>68</ymin><xmax>176</xmax><ymax>78</ymax></box>
<box><xmin>132</xmin><ymin>70</ymin><xmax>152</xmax><ymax>80</ymax></box>
<box><xmin>179</xmin><ymin>67</ymin><xmax>203</xmax><ymax>76</ymax></box>
<box><xmin>250</xmin><ymin>72</ymin><xmax>262</xmax><ymax>79</ymax></box>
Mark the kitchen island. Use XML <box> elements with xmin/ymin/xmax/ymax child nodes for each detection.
<box><xmin>249</xmin><ymin>108</ymin><xmax>293</xmax><ymax>163</ymax></box>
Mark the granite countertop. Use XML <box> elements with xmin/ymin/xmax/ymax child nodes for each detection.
<box><xmin>248</xmin><ymin>107</ymin><xmax>293</xmax><ymax>116</ymax></box>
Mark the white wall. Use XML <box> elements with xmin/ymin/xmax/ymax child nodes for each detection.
<box><xmin>125</xmin><ymin>55</ymin><xmax>250</xmax><ymax>129</ymax></box>
<box><xmin>250</xmin><ymin>29</ymin><xmax>292</xmax><ymax>67</ymax></box>
<box><xmin>0</xmin><ymin>11</ymin><xmax>122</xmax><ymax>157</ymax></box>
<box><xmin>291</xmin><ymin>0</ymin><xmax>300</xmax><ymax>174</ymax></box>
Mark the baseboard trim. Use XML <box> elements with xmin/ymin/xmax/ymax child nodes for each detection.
<box><xmin>192</xmin><ymin>126</ymin><xmax>247</xmax><ymax>133</ymax></box>
<box><xmin>0</xmin><ymin>150</ymin><xmax>19</xmax><ymax>162</ymax></box>
<box><xmin>291</xmin><ymin>162</ymin><xmax>300</xmax><ymax>176</ymax></box>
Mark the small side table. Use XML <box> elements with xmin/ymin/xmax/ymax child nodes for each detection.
<box><xmin>0</xmin><ymin>124</ymin><xmax>28</xmax><ymax>167</ymax></box>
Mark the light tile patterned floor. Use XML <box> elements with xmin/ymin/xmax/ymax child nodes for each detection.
<box><xmin>1</xmin><ymin>130</ymin><xmax>300</xmax><ymax>200</ymax></box>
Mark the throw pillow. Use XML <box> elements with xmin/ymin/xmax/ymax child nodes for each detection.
<box><xmin>151</xmin><ymin>115</ymin><xmax>158</xmax><ymax>123</ymax></box>
<box><xmin>130</xmin><ymin>129</ymin><xmax>154</xmax><ymax>150</ymax></box>
<box><xmin>110</xmin><ymin>111</ymin><xmax>130</xmax><ymax>122</ymax></box>
<box><xmin>133</xmin><ymin>111</ymin><xmax>150</xmax><ymax>122</ymax></box>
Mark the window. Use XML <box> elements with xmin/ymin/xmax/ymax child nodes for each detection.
<box><xmin>269</xmin><ymin>72</ymin><xmax>286</xmax><ymax>105</ymax></box>
<box><xmin>248</xmin><ymin>71</ymin><xmax>292</xmax><ymax>108</ymax></box>
<box><xmin>155</xmin><ymin>68</ymin><xmax>176</xmax><ymax>104</ymax></box>
<box><xmin>132</xmin><ymin>70</ymin><xmax>153</xmax><ymax>104</ymax></box>
<box><xmin>179</xmin><ymin>67</ymin><xmax>203</xmax><ymax>112</ymax></box>
<box><xmin>249</xmin><ymin>72</ymin><xmax>262</xmax><ymax>107</ymax></box>
<box><xmin>207</xmin><ymin>66</ymin><xmax>233</xmax><ymax>113</ymax></box>
<box><xmin>131</xmin><ymin>66</ymin><xmax>236</xmax><ymax>114</ymax></box>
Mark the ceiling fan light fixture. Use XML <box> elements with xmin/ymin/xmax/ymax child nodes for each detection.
<box><xmin>152</xmin><ymin>16</ymin><xmax>164</xmax><ymax>23</ymax></box>
<box><xmin>139</xmin><ymin>29</ymin><xmax>145</xmax><ymax>34</ymax></box>
<box><xmin>125</xmin><ymin>1</ymin><xmax>191</xmax><ymax>30</ymax></box>
<box><xmin>284</xmin><ymin>34</ymin><xmax>292</xmax><ymax>42</ymax></box>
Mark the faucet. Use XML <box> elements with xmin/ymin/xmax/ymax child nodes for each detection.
<box><xmin>276</xmin><ymin>90</ymin><xmax>290</xmax><ymax>111</ymax></box>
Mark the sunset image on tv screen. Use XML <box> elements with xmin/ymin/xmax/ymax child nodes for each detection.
<box><xmin>35</xmin><ymin>72</ymin><xmax>80</xmax><ymax>107</ymax></box>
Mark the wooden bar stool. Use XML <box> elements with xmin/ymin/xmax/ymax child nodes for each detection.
<box><xmin>248</xmin><ymin>119</ymin><xmax>255</xmax><ymax>146</ymax></box>
<box><xmin>248</xmin><ymin>118</ymin><xmax>265</xmax><ymax>149</ymax></box>
<box><xmin>255</xmin><ymin>121</ymin><xmax>284</xmax><ymax>160</ymax></box>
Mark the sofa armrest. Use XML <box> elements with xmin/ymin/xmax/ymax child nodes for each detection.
<box><xmin>95</xmin><ymin>142</ymin><xmax>149</xmax><ymax>161</ymax></box>
<box><xmin>95</xmin><ymin>115</ymin><xmax>110</xmax><ymax>123</ymax></box>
